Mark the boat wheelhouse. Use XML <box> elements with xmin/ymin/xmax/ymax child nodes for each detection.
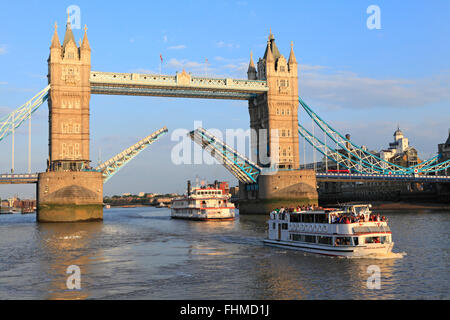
<box><xmin>264</xmin><ymin>204</ymin><xmax>394</xmax><ymax>257</ymax></box>
<box><xmin>171</xmin><ymin>181</ymin><xmax>235</xmax><ymax>221</ymax></box>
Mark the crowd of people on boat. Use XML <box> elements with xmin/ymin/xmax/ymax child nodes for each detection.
<box><xmin>271</xmin><ymin>205</ymin><xmax>388</xmax><ymax>224</ymax></box>
<box><xmin>272</xmin><ymin>205</ymin><xmax>322</xmax><ymax>214</ymax></box>
<box><xmin>329</xmin><ymin>212</ymin><xmax>387</xmax><ymax>224</ymax></box>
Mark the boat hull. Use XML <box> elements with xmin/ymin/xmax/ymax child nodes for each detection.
<box><xmin>171</xmin><ymin>216</ymin><xmax>235</xmax><ymax>221</ymax></box>
<box><xmin>263</xmin><ymin>239</ymin><xmax>394</xmax><ymax>257</ymax></box>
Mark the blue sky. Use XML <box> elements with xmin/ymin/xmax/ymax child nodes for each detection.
<box><xmin>0</xmin><ymin>0</ymin><xmax>449</xmax><ymax>198</ymax></box>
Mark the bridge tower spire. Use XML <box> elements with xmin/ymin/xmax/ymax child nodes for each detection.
<box><xmin>47</xmin><ymin>14</ymin><xmax>91</xmax><ymax>171</ymax></box>
<box><xmin>249</xmin><ymin>31</ymin><xmax>300</xmax><ymax>169</ymax></box>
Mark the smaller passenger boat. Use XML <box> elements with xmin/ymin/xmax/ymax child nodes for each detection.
<box><xmin>171</xmin><ymin>181</ymin><xmax>235</xmax><ymax>221</ymax></box>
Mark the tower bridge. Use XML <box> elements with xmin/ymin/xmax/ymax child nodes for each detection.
<box><xmin>1</xmin><ymin>13</ymin><xmax>449</xmax><ymax>221</ymax></box>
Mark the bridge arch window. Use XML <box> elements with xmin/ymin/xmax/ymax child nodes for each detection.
<box><xmin>74</xmin><ymin>144</ymin><xmax>80</xmax><ymax>157</ymax></box>
<box><xmin>61</xmin><ymin>143</ymin><xmax>67</xmax><ymax>157</ymax></box>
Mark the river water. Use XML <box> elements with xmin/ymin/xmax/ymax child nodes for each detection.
<box><xmin>0</xmin><ymin>208</ymin><xmax>448</xmax><ymax>300</ymax></box>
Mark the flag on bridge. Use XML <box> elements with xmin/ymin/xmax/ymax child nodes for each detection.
<box><xmin>160</xmin><ymin>54</ymin><xmax>163</xmax><ymax>63</ymax></box>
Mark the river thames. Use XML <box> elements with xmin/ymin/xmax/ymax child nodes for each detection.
<box><xmin>0</xmin><ymin>208</ymin><xmax>448</xmax><ymax>300</ymax></box>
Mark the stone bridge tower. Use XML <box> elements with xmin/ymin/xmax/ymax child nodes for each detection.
<box><xmin>247</xmin><ymin>31</ymin><xmax>299</xmax><ymax>169</ymax></box>
<box><xmin>239</xmin><ymin>32</ymin><xmax>318</xmax><ymax>214</ymax></box>
<box><xmin>47</xmin><ymin>16</ymin><xmax>91</xmax><ymax>171</ymax></box>
<box><xmin>37</xmin><ymin>15</ymin><xmax>103</xmax><ymax>223</ymax></box>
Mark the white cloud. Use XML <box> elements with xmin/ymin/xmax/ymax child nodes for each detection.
<box><xmin>0</xmin><ymin>81</ymin><xmax>8</xmax><ymax>85</ymax></box>
<box><xmin>0</xmin><ymin>45</ymin><xmax>6</xmax><ymax>55</ymax></box>
<box><xmin>167</xmin><ymin>45</ymin><xmax>186</xmax><ymax>50</ymax></box>
<box><xmin>166</xmin><ymin>58</ymin><xmax>204</xmax><ymax>70</ymax></box>
<box><xmin>223</xmin><ymin>62</ymin><xmax>247</xmax><ymax>74</ymax></box>
<box><xmin>163</xmin><ymin>35</ymin><xmax>168</xmax><ymax>43</ymax></box>
<box><xmin>299</xmin><ymin>66</ymin><xmax>450</xmax><ymax>110</ymax></box>
<box><xmin>215</xmin><ymin>41</ymin><xmax>240</xmax><ymax>49</ymax></box>
<box><xmin>299</xmin><ymin>64</ymin><xmax>327</xmax><ymax>71</ymax></box>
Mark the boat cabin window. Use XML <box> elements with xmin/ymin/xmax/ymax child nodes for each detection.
<box><xmin>353</xmin><ymin>237</ymin><xmax>359</xmax><ymax>246</ymax></box>
<box><xmin>290</xmin><ymin>234</ymin><xmax>316</xmax><ymax>243</ymax></box>
<box><xmin>334</xmin><ymin>237</ymin><xmax>351</xmax><ymax>246</ymax></box>
<box><xmin>289</xmin><ymin>213</ymin><xmax>328</xmax><ymax>223</ymax></box>
<box><xmin>314</xmin><ymin>214</ymin><xmax>328</xmax><ymax>224</ymax></box>
<box><xmin>317</xmin><ymin>236</ymin><xmax>332</xmax><ymax>245</ymax></box>
<box><xmin>364</xmin><ymin>236</ymin><xmax>388</xmax><ymax>244</ymax></box>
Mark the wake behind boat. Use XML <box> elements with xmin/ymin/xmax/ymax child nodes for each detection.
<box><xmin>264</xmin><ymin>204</ymin><xmax>394</xmax><ymax>257</ymax></box>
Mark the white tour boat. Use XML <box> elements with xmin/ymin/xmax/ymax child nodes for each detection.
<box><xmin>171</xmin><ymin>181</ymin><xmax>235</xmax><ymax>221</ymax></box>
<box><xmin>264</xmin><ymin>204</ymin><xmax>394</xmax><ymax>257</ymax></box>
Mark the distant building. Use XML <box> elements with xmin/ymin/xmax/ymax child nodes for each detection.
<box><xmin>379</xmin><ymin>128</ymin><xmax>420</xmax><ymax>167</ymax></box>
<box><xmin>229</xmin><ymin>186</ymin><xmax>239</xmax><ymax>198</ymax></box>
<box><xmin>438</xmin><ymin>129</ymin><xmax>450</xmax><ymax>175</ymax></box>
<box><xmin>138</xmin><ymin>192</ymin><xmax>145</xmax><ymax>197</ymax></box>
<box><xmin>146</xmin><ymin>193</ymin><xmax>157</xmax><ymax>198</ymax></box>
<box><xmin>122</xmin><ymin>193</ymin><xmax>131</xmax><ymax>196</ymax></box>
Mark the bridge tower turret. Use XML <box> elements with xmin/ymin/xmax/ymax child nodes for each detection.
<box><xmin>47</xmin><ymin>14</ymin><xmax>91</xmax><ymax>172</ymax></box>
<box><xmin>248</xmin><ymin>32</ymin><xmax>300</xmax><ymax>169</ymax></box>
<box><xmin>240</xmin><ymin>32</ymin><xmax>317</xmax><ymax>214</ymax></box>
<box><xmin>37</xmin><ymin>14</ymin><xmax>102</xmax><ymax>222</ymax></box>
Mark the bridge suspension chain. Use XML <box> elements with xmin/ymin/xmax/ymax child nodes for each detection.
<box><xmin>298</xmin><ymin>123</ymin><xmax>381</xmax><ymax>174</ymax></box>
<box><xmin>0</xmin><ymin>85</ymin><xmax>50</xmax><ymax>142</ymax></box>
<box><xmin>298</xmin><ymin>97</ymin><xmax>445</xmax><ymax>175</ymax></box>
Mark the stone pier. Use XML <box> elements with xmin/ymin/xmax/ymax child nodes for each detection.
<box><xmin>37</xmin><ymin>171</ymin><xmax>103</xmax><ymax>222</ymax></box>
<box><xmin>238</xmin><ymin>170</ymin><xmax>318</xmax><ymax>214</ymax></box>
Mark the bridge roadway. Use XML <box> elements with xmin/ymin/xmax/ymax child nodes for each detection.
<box><xmin>89</xmin><ymin>71</ymin><xmax>268</xmax><ymax>100</ymax></box>
<box><xmin>1</xmin><ymin>171</ymin><xmax>449</xmax><ymax>185</ymax></box>
<box><xmin>0</xmin><ymin>173</ymin><xmax>38</xmax><ymax>184</ymax></box>
<box><xmin>315</xmin><ymin>172</ymin><xmax>450</xmax><ymax>183</ymax></box>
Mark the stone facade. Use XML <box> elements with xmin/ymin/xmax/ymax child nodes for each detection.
<box><xmin>239</xmin><ymin>33</ymin><xmax>318</xmax><ymax>214</ymax></box>
<box><xmin>47</xmin><ymin>18</ymin><xmax>91</xmax><ymax>171</ymax></box>
<box><xmin>36</xmin><ymin>16</ymin><xmax>102</xmax><ymax>222</ymax></box>
<box><xmin>247</xmin><ymin>32</ymin><xmax>299</xmax><ymax>169</ymax></box>
<box><xmin>239</xmin><ymin>170</ymin><xmax>318</xmax><ymax>214</ymax></box>
<box><xmin>37</xmin><ymin>171</ymin><xmax>103</xmax><ymax>222</ymax></box>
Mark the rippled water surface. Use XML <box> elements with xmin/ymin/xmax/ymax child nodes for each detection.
<box><xmin>0</xmin><ymin>208</ymin><xmax>448</xmax><ymax>299</ymax></box>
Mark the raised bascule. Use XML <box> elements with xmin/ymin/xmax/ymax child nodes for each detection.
<box><xmin>1</xmin><ymin>14</ymin><xmax>449</xmax><ymax>221</ymax></box>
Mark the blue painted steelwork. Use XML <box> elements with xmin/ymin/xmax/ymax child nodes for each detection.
<box><xmin>95</xmin><ymin>126</ymin><xmax>168</xmax><ymax>182</ymax></box>
<box><xmin>0</xmin><ymin>86</ymin><xmax>50</xmax><ymax>142</ymax></box>
<box><xmin>316</xmin><ymin>172</ymin><xmax>450</xmax><ymax>183</ymax></box>
<box><xmin>298</xmin><ymin>123</ymin><xmax>378</xmax><ymax>174</ymax></box>
<box><xmin>298</xmin><ymin>97</ymin><xmax>450</xmax><ymax>175</ymax></box>
<box><xmin>188</xmin><ymin>127</ymin><xmax>261</xmax><ymax>184</ymax></box>
<box><xmin>90</xmin><ymin>85</ymin><xmax>259</xmax><ymax>100</ymax></box>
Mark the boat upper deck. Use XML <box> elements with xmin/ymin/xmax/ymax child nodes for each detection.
<box><xmin>269</xmin><ymin>205</ymin><xmax>390</xmax><ymax>236</ymax></box>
